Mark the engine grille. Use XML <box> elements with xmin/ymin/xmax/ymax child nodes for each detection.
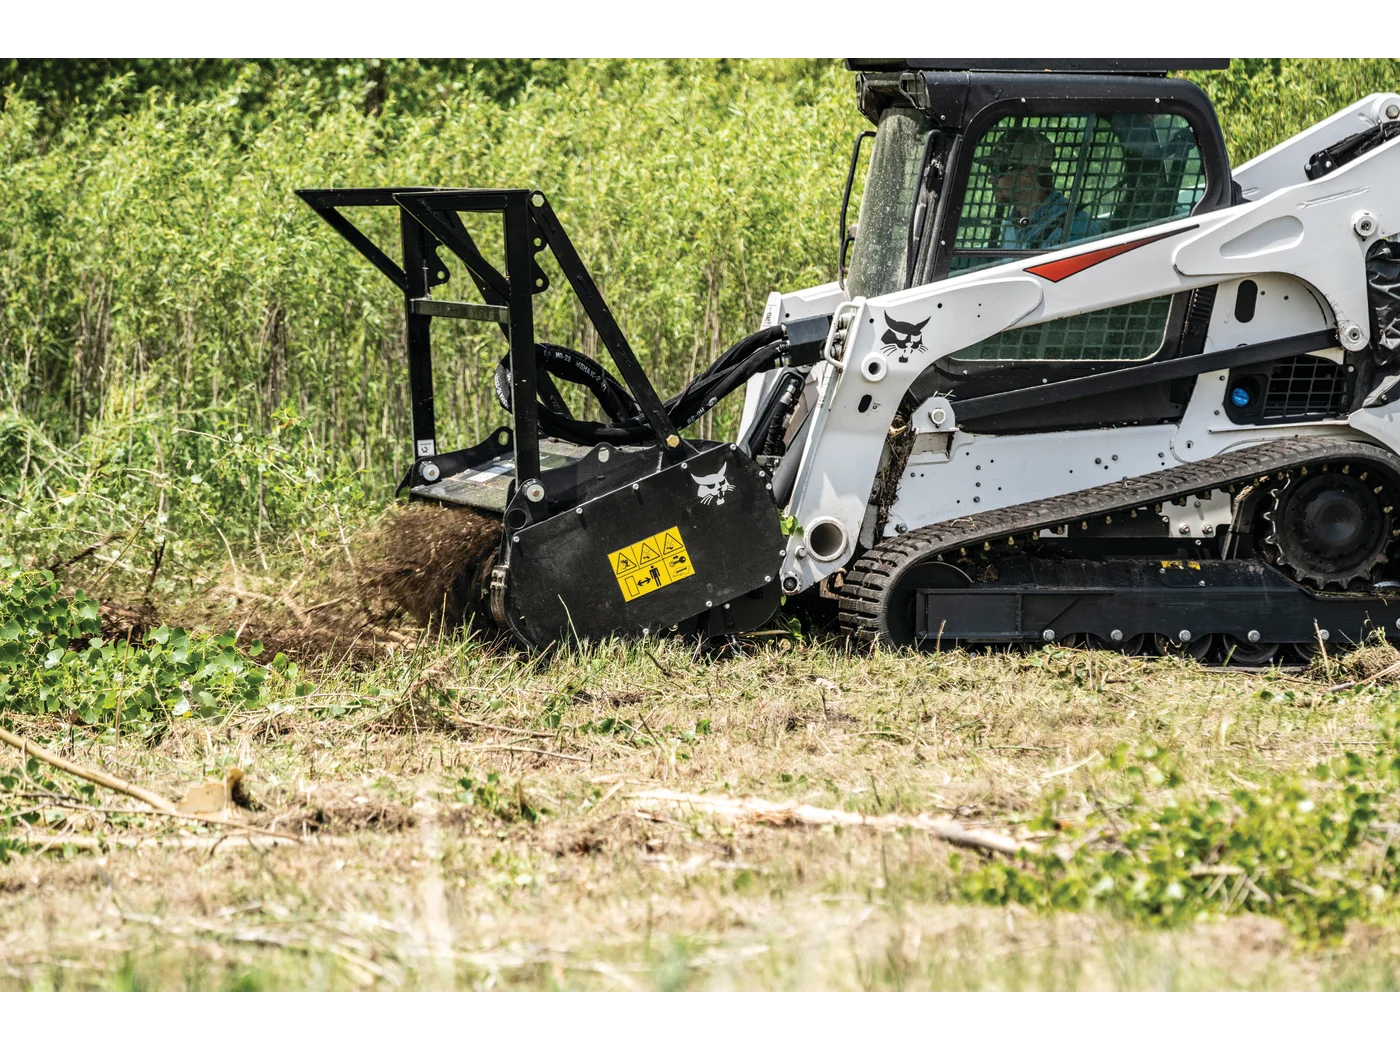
<box><xmin>1261</xmin><ymin>354</ymin><xmax>1349</xmax><ymax>422</ymax></box>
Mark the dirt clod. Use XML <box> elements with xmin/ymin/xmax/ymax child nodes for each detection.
<box><xmin>93</xmin><ymin>502</ymin><xmax>505</xmax><ymax>665</ymax></box>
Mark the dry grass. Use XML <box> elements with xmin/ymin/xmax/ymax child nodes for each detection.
<box><xmin>4</xmin><ymin>636</ymin><xmax>1400</xmax><ymax>990</ymax></box>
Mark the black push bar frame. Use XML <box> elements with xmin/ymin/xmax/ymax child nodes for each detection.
<box><xmin>296</xmin><ymin>187</ymin><xmax>685</xmax><ymax>509</ymax></box>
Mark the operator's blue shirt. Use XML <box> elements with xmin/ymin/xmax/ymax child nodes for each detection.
<box><xmin>1002</xmin><ymin>189</ymin><xmax>1100</xmax><ymax>251</ymax></box>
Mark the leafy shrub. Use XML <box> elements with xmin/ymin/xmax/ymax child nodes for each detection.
<box><xmin>958</xmin><ymin>708</ymin><xmax>1400</xmax><ymax>940</ymax></box>
<box><xmin>0</xmin><ymin>564</ymin><xmax>270</xmax><ymax>724</ymax></box>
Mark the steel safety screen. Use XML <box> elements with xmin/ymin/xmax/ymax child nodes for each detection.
<box><xmin>949</xmin><ymin>112</ymin><xmax>1206</xmax><ymax>279</ymax></box>
<box><xmin>952</xmin><ymin>295</ymin><xmax>1175</xmax><ymax>362</ymax></box>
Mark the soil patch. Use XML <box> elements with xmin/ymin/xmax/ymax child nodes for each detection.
<box><xmin>92</xmin><ymin>502</ymin><xmax>504</xmax><ymax>664</ymax></box>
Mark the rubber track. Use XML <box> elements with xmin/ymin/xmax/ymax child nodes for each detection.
<box><xmin>839</xmin><ymin>436</ymin><xmax>1400</xmax><ymax>647</ymax></box>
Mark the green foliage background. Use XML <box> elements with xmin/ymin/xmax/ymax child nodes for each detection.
<box><xmin>3</xmin><ymin>58</ymin><xmax>1400</xmax><ymax>587</ymax></box>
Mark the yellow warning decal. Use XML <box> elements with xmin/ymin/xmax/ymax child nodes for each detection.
<box><xmin>608</xmin><ymin>526</ymin><xmax>695</xmax><ymax>602</ymax></box>
<box><xmin>1159</xmin><ymin>560</ymin><xmax>1203</xmax><ymax>570</ymax></box>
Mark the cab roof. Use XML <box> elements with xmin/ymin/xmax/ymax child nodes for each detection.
<box><xmin>846</xmin><ymin>59</ymin><xmax>1229</xmax><ymax>76</ymax></box>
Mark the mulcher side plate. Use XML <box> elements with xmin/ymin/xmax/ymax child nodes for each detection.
<box><xmin>502</xmin><ymin>444</ymin><xmax>785</xmax><ymax>648</ymax></box>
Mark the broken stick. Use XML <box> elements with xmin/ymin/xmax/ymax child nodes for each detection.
<box><xmin>631</xmin><ymin>788</ymin><xmax>1033</xmax><ymax>857</ymax></box>
<box><xmin>0</xmin><ymin>724</ymin><xmax>177</xmax><ymax>812</ymax></box>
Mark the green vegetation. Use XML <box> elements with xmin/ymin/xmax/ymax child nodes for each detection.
<box><xmin>5</xmin><ymin>59</ymin><xmax>1400</xmax><ymax>990</ymax></box>
<box><xmin>0</xmin><ymin>566</ymin><xmax>277</xmax><ymax>725</ymax></box>
<box><xmin>963</xmin><ymin>717</ymin><xmax>1400</xmax><ymax>941</ymax></box>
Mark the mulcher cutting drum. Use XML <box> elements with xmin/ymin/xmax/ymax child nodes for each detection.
<box><xmin>497</xmin><ymin>442</ymin><xmax>783</xmax><ymax>649</ymax></box>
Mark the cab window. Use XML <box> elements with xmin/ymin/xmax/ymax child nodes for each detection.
<box><xmin>952</xmin><ymin>295</ymin><xmax>1176</xmax><ymax>362</ymax></box>
<box><xmin>949</xmin><ymin>112</ymin><xmax>1206</xmax><ymax>277</ymax></box>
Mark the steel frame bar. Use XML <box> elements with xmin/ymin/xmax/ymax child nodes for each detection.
<box><xmin>299</xmin><ymin>184</ymin><xmax>685</xmax><ymax>519</ymax></box>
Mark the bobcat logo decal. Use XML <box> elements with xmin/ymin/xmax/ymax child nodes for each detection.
<box><xmin>691</xmin><ymin>462</ymin><xmax>735</xmax><ymax>506</ymax></box>
<box><xmin>879</xmin><ymin>312</ymin><xmax>931</xmax><ymax>363</ymax></box>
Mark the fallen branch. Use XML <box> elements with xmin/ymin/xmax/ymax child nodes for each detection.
<box><xmin>643</xmin><ymin>648</ymin><xmax>675</xmax><ymax>679</ymax></box>
<box><xmin>0</xmin><ymin>724</ymin><xmax>176</xmax><ymax>812</ymax></box>
<box><xmin>26</xmin><ymin>797</ymin><xmax>302</xmax><ymax>843</ymax></box>
<box><xmin>449</xmin><ymin>717</ymin><xmax>556</xmax><ymax>739</ymax></box>
<box><xmin>631</xmin><ymin>788</ymin><xmax>1032</xmax><ymax>857</ymax></box>
<box><xmin>1041</xmin><ymin>750</ymin><xmax>1100</xmax><ymax>782</ymax></box>
<box><xmin>15</xmin><ymin>831</ymin><xmax>304</xmax><ymax>853</ymax></box>
<box><xmin>1327</xmin><ymin>657</ymin><xmax>1400</xmax><ymax>694</ymax></box>
<box><xmin>476</xmin><ymin>744</ymin><xmax>590</xmax><ymax>764</ymax></box>
<box><xmin>0</xmin><ymin>725</ymin><xmax>300</xmax><ymax>842</ymax></box>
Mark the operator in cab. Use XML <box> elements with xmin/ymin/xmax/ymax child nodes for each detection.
<box><xmin>985</xmin><ymin>127</ymin><xmax>1101</xmax><ymax>251</ymax></box>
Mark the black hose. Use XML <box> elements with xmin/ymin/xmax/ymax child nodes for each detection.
<box><xmin>492</xmin><ymin>326</ymin><xmax>786</xmax><ymax>445</ymax></box>
<box><xmin>741</xmin><ymin>370</ymin><xmax>803</xmax><ymax>459</ymax></box>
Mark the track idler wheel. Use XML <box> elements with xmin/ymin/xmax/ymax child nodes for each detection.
<box><xmin>1061</xmin><ymin>633</ymin><xmax>1145</xmax><ymax>655</ymax></box>
<box><xmin>1221</xmin><ymin>635</ymin><xmax>1281</xmax><ymax>667</ymax></box>
<box><xmin>1152</xmin><ymin>631</ymin><xmax>1216</xmax><ymax>661</ymax></box>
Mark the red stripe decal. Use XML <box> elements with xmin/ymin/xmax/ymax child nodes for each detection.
<box><xmin>1025</xmin><ymin>225</ymin><xmax>1197</xmax><ymax>283</ymax></box>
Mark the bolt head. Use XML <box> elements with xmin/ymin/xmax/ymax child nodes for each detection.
<box><xmin>1319</xmin><ymin>629</ymin><xmax>1330</xmax><ymax>642</ymax></box>
<box><xmin>795</xmin><ymin>546</ymin><xmax>807</xmax><ymax>558</ymax></box>
<box><xmin>1388</xmin><ymin>103</ymin><xmax>1400</xmax><ymax>120</ymax></box>
<box><xmin>1042</xmin><ymin>629</ymin><xmax>1055</xmax><ymax>642</ymax></box>
<box><xmin>1110</xmin><ymin>629</ymin><xmax>1123</xmax><ymax>642</ymax></box>
<box><xmin>523</xmin><ymin>481</ymin><xmax>545</xmax><ymax>502</ymax></box>
<box><xmin>1178</xmin><ymin>629</ymin><xmax>1192</xmax><ymax>643</ymax></box>
<box><xmin>705</xmin><ymin>600</ymin><xmax>713</xmax><ymax>608</ymax></box>
<box><xmin>420</xmin><ymin>461</ymin><xmax>441</xmax><ymax>482</ymax></box>
<box><xmin>1247</xmin><ymin>630</ymin><xmax>1261</xmax><ymax>643</ymax></box>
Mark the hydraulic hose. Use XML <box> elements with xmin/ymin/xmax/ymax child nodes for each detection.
<box><xmin>492</xmin><ymin>326</ymin><xmax>786</xmax><ymax>446</ymax></box>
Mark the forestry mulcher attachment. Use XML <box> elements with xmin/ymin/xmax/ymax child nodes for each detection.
<box><xmin>301</xmin><ymin>59</ymin><xmax>1400</xmax><ymax>663</ymax></box>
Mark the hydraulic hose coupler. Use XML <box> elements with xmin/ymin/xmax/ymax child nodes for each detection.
<box><xmin>780</xmin><ymin>313</ymin><xmax>834</xmax><ymax>364</ymax></box>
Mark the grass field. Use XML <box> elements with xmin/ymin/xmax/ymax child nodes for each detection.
<box><xmin>4</xmin><ymin>629</ymin><xmax>1400</xmax><ymax>991</ymax></box>
<box><xmin>7</xmin><ymin>58</ymin><xmax>1400</xmax><ymax>992</ymax></box>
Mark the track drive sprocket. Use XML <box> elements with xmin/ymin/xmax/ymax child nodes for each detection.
<box><xmin>1263</xmin><ymin>466</ymin><xmax>1393</xmax><ymax>590</ymax></box>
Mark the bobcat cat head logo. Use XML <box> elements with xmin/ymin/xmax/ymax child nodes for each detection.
<box><xmin>691</xmin><ymin>462</ymin><xmax>735</xmax><ymax>506</ymax></box>
<box><xmin>880</xmin><ymin>313</ymin><xmax>931</xmax><ymax>363</ymax></box>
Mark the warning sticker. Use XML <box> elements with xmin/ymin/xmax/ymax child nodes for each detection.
<box><xmin>608</xmin><ymin>526</ymin><xmax>695</xmax><ymax>602</ymax></box>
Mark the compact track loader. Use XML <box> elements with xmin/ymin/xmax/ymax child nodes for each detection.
<box><xmin>301</xmin><ymin>59</ymin><xmax>1400</xmax><ymax>663</ymax></box>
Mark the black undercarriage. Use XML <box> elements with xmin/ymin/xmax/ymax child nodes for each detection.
<box><xmin>839</xmin><ymin>436</ymin><xmax>1400</xmax><ymax>663</ymax></box>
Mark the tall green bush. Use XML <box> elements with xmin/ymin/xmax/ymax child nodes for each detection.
<box><xmin>3</xmin><ymin>59</ymin><xmax>1400</xmax><ymax>583</ymax></box>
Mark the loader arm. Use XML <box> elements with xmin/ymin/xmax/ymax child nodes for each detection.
<box><xmin>779</xmin><ymin>129</ymin><xmax>1400</xmax><ymax>596</ymax></box>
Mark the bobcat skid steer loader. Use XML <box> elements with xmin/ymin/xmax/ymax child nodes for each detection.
<box><xmin>300</xmin><ymin>59</ymin><xmax>1400</xmax><ymax>663</ymax></box>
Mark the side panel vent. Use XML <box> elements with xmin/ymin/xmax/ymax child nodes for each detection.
<box><xmin>1224</xmin><ymin>352</ymin><xmax>1350</xmax><ymax>426</ymax></box>
<box><xmin>1261</xmin><ymin>354</ymin><xmax>1348</xmax><ymax>421</ymax></box>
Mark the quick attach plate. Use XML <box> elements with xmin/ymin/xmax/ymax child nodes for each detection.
<box><xmin>500</xmin><ymin>444</ymin><xmax>785</xmax><ymax>649</ymax></box>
